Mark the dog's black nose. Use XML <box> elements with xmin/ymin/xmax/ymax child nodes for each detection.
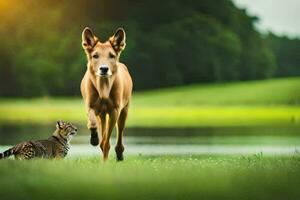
<box><xmin>100</xmin><ymin>66</ymin><xmax>109</xmax><ymax>74</ymax></box>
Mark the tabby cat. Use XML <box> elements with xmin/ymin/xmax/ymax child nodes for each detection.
<box><xmin>0</xmin><ymin>120</ymin><xmax>77</xmax><ymax>160</ymax></box>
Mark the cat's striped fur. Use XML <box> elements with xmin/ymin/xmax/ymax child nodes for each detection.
<box><xmin>0</xmin><ymin>120</ymin><xmax>77</xmax><ymax>160</ymax></box>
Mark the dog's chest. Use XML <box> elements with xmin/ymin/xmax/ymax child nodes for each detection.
<box><xmin>93</xmin><ymin>98</ymin><xmax>114</xmax><ymax>114</ymax></box>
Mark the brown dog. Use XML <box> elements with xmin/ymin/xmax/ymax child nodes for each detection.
<box><xmin>80</xmin><ymin>27</ymin><xmax>133</xmax><ymax>161</ymax></box>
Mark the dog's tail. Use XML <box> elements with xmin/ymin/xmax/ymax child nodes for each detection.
<box><xmin>0</xmin><ymin>148</ymin><xmax>14</xmax><ymax>159</ymax></box>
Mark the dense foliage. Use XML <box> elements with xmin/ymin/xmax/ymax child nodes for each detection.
<box><xmin>265</xmin><ymin>33</ymin><xmax>300</xmax><ymax>78</ymax></box>
<box><xmin>0</xmin><ymin>0</ymin><xmax>298</xmax><ymax>96</ymax></box>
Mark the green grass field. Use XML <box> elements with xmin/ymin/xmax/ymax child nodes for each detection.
<box><xmin>1</xmin><ymin>77</ymin><xmax>300</xmax><ymax>200</ymax></box>
<box><xmin>1</xmin><ymin>155</ymin><xmax>300</xmax><ymax>200</ymax></box>
<box><xmin>0</xmin><ymin>77</ymin><xmax>299</xmax><ymax>127</ymax></box>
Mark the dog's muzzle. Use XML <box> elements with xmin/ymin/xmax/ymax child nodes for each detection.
<box><xmin>98</xmin><ymin>64</ymin><xmax>112</xmax><ymax>77</ymax></box>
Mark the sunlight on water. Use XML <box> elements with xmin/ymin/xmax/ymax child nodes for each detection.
<box><xmin>67</xmin><ymin>144</ymin><xmax>300</xmax><ymax>157</ymax></box>
<box><xmin>1</xmin><ymin>125</ymin><xmax>300</xmax><ymax>157</ymax></box>
<box><xmin>1</xmin><ymin>143</ymin><xmax>299</xmax><ymax>157</ymax></box>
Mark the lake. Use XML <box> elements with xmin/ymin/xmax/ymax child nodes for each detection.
<box><xmin>0</xmin><ymin>124</ymin><xmax>300</xmax><ymax>157</ymax></box>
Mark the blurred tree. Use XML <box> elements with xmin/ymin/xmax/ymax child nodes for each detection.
<box><xmin>265</xmin><ymin>33</ymin><xmax>300</xmax><ymax>77</ymax></box>
<box><xmin>0</xmin><ymin>0</ymin><xmax>295</xmax><ymax>97</ymax></box>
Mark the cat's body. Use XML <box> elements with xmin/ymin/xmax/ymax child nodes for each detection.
<box><xmin>0</xmin><ymin>121</ymin><xmax>77</xmax><ymax>160</ymax></box>
<box><xmin>1</xmin><ymin>136</ymin><xmax>70</xmax><ymax>159</ymax></box>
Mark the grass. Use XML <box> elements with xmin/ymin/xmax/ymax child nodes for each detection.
<box><xmin>133</xmin><ymin>77</ymin><xmax>300</xmax><ymax>106</ymax></box>
<box><xmin>0</xmin><ymin>77</ymin><xmax>299</xmax><ymax>127</ymax></box>
<box><xmin>1</xmin><ymin>155</ymin><xmax>300</xmax><ymax>200</ymax></box>
<box><xmin>1</xmin><ymin>78</ymin><xmax>300</xmax><ymax>200</ymax></box>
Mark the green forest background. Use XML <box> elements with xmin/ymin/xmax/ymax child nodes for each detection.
<box><xmin>0</xmin><ymin>0</ymin><xmax>299</xmax><ymax>97</ymax></box>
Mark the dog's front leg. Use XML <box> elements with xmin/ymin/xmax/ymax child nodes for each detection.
<box><xmin>87</xmin><ymin>108</ymin><xmax>99</xmax><ymax>146</ymax></box>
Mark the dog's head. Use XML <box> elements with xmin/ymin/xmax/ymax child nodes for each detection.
<box><xmin>82</xmin><ymin>27</ymin><xmax>126</xmax><ymax>78</ymax></box>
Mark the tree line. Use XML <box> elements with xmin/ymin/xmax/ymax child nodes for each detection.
<box><xmin>0</xmin><ymin>0</ymin><xmax>299</xmax><ymax>97</ymax></box>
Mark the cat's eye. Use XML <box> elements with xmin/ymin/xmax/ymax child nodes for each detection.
<box><xmin>92</xmin><ymin>54</ymin><xmax>99</xmax><ymax>59</ymax></box>
<box><xmin>109</xmin><ymin>52</ymin><xmax>116</xmax><ymax>59</ymax></box>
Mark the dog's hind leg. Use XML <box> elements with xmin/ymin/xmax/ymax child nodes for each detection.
<box><xmin>115</xmin><ymin>106</ymin><xmax>128</xmax><ymax>161</ymax></box>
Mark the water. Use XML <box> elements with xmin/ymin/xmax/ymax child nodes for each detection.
<box><xmin>0</xmin><ymin>124</ymin><xmax>300</xmax><ymax>156</ymax></box>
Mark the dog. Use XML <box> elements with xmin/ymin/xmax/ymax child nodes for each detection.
<box><xmin>80</xmin><ymin>27</ymin><xmax>133</xmax><ymax>161</ymax></box>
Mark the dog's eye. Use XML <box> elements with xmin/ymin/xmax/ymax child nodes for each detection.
<box><xmin>109</xmin><ymin>52</ymin><xmax>116</xmax><ymax>59</ymax></box>
<box><xmin>92</xmin><ymin>54</ymin><xmax>99</xmax><ymax>59</ymax></box>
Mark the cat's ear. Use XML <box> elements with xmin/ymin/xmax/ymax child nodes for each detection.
<box><xmin>56</xmin><ymin>120</ymin><xmax>65</xmax><ymax>129</ymax></box>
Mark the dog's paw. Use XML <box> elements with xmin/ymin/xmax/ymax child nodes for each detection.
<box><xmin>90</xmin><ymin>129</ymin><xmax>99</xmax><ymax>146</ymax></box>
<box><xmin>116</xmin><ymin>154</ymin><xmax>124</xmax><ymax>162</ymax></box>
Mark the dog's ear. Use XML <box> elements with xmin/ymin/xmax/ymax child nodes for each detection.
<box><xmin>109</xmin><ymin>27</ymin><xmax>126</xmax><ymax>54</ymax></box>
<box><xmin>82</xmin><ymin>27</ymin><xmax>98</xmax><ymax>51</ymax></box>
